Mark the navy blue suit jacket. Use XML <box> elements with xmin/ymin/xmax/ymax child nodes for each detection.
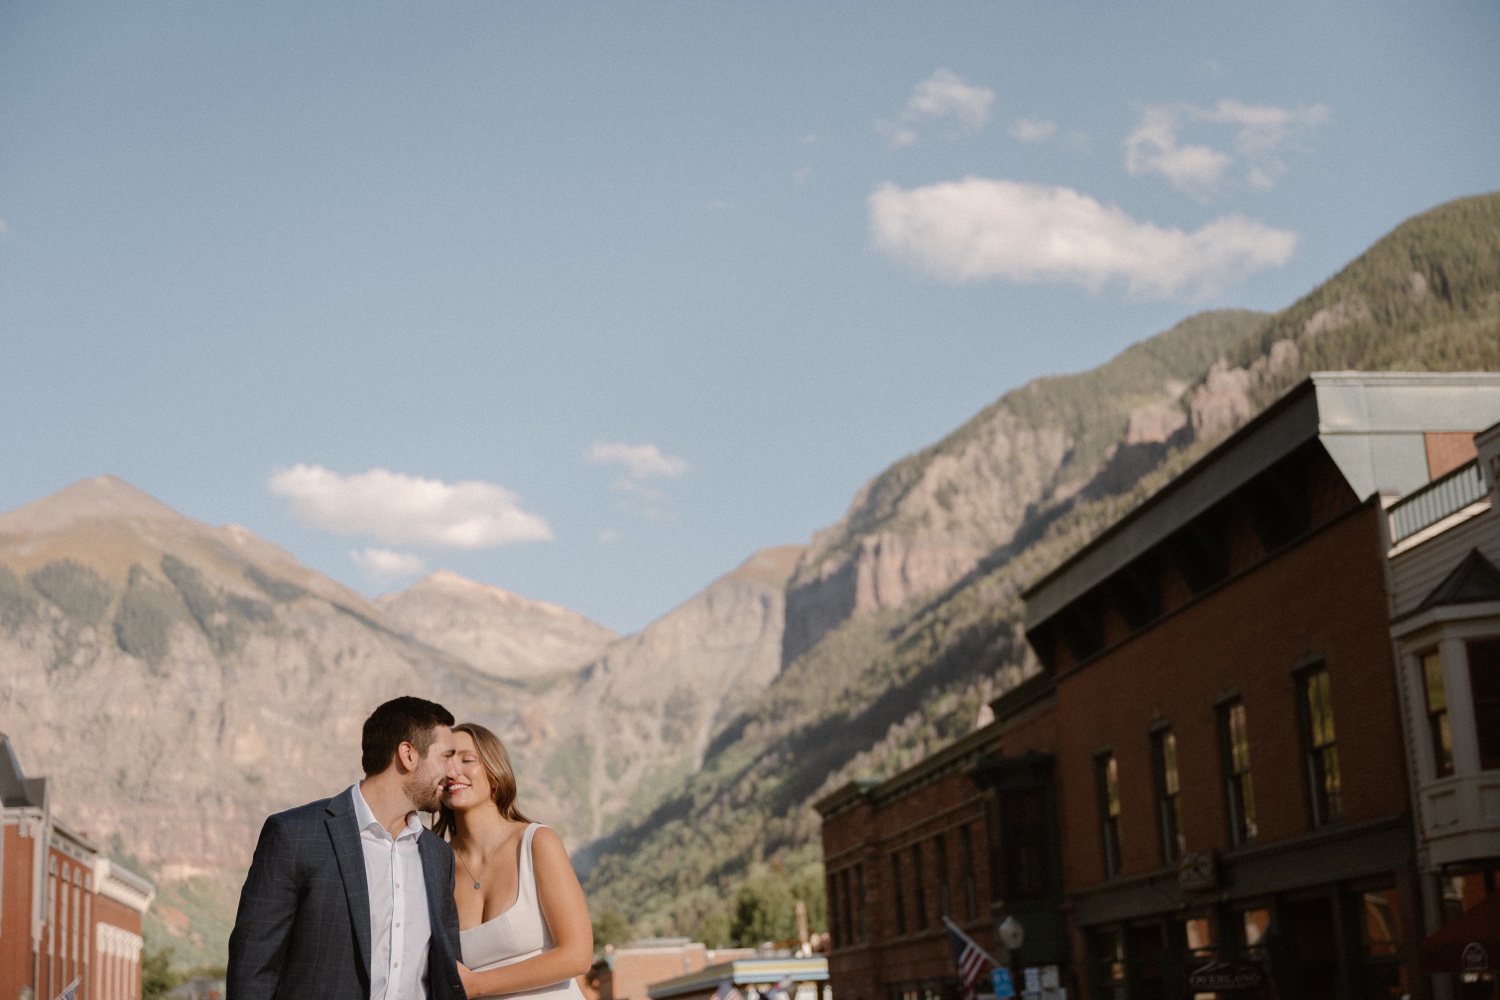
<box><xmin>227</xmin><ymin>787</ymin><xmax>467</xmax><ymax>1000</ymax></box>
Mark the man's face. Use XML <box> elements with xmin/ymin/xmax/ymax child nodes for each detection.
<box><xmin>402</xmin><ymin>725</ymin><xmax>457</xmax><ymax>812</ymax></box>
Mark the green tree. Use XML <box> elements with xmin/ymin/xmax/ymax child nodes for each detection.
<box><xmin>592</xmin><ymin>909</ymin><xmax>633</xmax><ymax>951</ymax></box>
<box><xmin>140</xmin><ymin>944</ymin><xmax>175</xmax><ymax>1000</ymax></box>
<box><xmin>730</xmin><ymin>869</ymin><xmax>796</xmax><ymax>947</ymax></box>
<box><xmin>697</xmin><ymin>906</ymin><xmax>733</xmax><ymax>949</ymax></box>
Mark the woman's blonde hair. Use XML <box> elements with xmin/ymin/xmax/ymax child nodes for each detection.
<box><xmin>434</xmin><ymin>722</ymin><xmax>531</xmax><ymax>840</ymax></box>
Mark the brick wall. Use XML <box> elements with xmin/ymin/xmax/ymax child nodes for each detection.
<box><xmin>1053</xmin><ymin>502</ymin><xmax>1409</xmax><ymax>888</ymax></box>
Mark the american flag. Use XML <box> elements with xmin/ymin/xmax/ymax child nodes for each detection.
<box><xmin>943</xmin><ymin>916</ymin><xmax>996</xmax><ymax>1000</ymax></box>
<box><xmin>52</xmin><ymin>979</ymin><xmax>80</xmax><ymax>1000</ymax></box>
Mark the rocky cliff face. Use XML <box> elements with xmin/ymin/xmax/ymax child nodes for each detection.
<box><xmin>781</xmin><ymin>309</ymin><xmax>1267</xmax><ymax>666</ymax></box>
<box><xmin>547</xmin><ymin>546</ymin><xmax>802</xmax><ymax>846</ymax></box>
<box><xmin>377</xmin><ymin>570</ymin><xmax>617</xmax><ymax>682</ymax></box>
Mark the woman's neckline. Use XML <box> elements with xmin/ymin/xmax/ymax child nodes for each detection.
<box><xmin>456</xmin><ymin>820</ymin><xmax>535</xmax><ymax>930</ymax></box>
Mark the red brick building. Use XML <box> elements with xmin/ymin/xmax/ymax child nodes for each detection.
<box><xmin>1</xmin><ymin>734</ymin><xmax>155</xmax><ymax>1000</ymax></box>
<box><xmin>820</xmin><ymin>373</ymin><xmax>1500</xmax><ymax>1000</ymax></box>
<box><xmin>818</xmin><ymin>723</ymin><xmax>1007</xmax><ymax>1000</ymax></box>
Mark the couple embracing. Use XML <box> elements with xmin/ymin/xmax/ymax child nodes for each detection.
<box><xmin>226</xmin><ymin>697</ymin><xmax>592</xmax><ymax>1000</ymax></box>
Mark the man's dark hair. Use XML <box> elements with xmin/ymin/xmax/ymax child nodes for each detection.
<box><xmin>361</xmin><ymin>696</ymin><xmax>455</xmax><ymax>776</ymax></box>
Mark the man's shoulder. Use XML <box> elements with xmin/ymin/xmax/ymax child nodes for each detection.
<box><xmin>266</xmin><ymin>790</ymin><xmax>349</xmax><ymax>828</ymax></box>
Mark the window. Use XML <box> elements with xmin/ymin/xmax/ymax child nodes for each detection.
<box><xmin>1096</xmin><ymin>752</ymin><xmax>1123</xmax><ymax>877</ymax></box>
<box><xmin>1422</xmin><ymin>650</ymin><xmax>1454</xmax><ymax>777</ymax></box>
<box><xmin>959</xmin><ymin>825</ymin><xmax>977</xmax><ymax>920</ymax></box>
<box><xmin>854</xmin><ymin>863</ymin><xmax>867</xmax><ymax>943</ymax></box>
<box><xmin>840</xmin><ymin>870</ymin><xmax>854</xmax><ymax>948</ymax></box>
<box><xmin>1242</xmin><ymin>908</ymin><xmax>1271</xmax><ymax>949</ymax></box>
<box><xmin>827</xmin><ymin>873</ymin><xmax>841</xmax><ymax>949</ymax></box>
<box><xmin>911</xmin><ymin>844</ymin><xmax>929</xmax><ymax>929</ymax></box>
<box><xmin>1468</xmin><ymin>639</ymin><xmax>1500</xmax><ymax>770</ymax></box>
<box><xmin>1152</xmin><ymin>727</ymin><xmax>1186</xmax><ymax>863</ymax></box>
<box><xmin>1219</xmin><ymin>699</ymin><xmax>1258</xmax><ymax>845</ymax></box>
<box><xmin>1001</xmin><ymin>787</ymin><xmax>1049</xmax><ymax>899</ymax></box>
<box><xmin>891</xmin><ymin>852</ymin><xmax>906</xmax><ymax>936</ymax></box>
<box><xmin>934</xmin><ymin>834</ymin><xmax>951</xmax><ymax>918</ymax></box>
<box><xmin>1359</xmin><ymin>887</ymin><xmax>1410</xmax><ymax>999</ymax></box>
<box><xmin>1298</xmin><ymin>665</ymin><xmax>1343</xmax><ymax>825</ymax></box>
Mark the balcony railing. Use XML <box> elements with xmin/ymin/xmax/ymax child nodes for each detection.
<box><xmin>1389</xmin><ymin>460</ymin><xmax>1487</xmax><ymax>543</ymax></box>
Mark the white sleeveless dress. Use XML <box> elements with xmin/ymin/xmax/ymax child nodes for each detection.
<box><xmin>460</xmin><ymin>823</ymin><xmax>586</xmax><ymax>1000</ymax></box>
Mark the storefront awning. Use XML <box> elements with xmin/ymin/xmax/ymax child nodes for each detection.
<box><xmin>1421</xmin><ymin>891</ymin><xmax>1500</xmax><ymax>973</ymax></box>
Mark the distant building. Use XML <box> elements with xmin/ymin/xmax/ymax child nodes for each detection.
<box><xmin>646</xmin><ymin>956</ymin><xmax>828</xmax><ymax>1000</ymax></box>
<box><xmin>1385</xmin><ymin>418</ymin><xmax>1500</xmax><ymax>992</ymax></box>
<box><xmin>816</xmin><ymin>721</ymin><xmax>1018</xmax><ymax>1000</ymax></box>
<box><xmin>819</xmin><ymin>373</ymin><xmax>1500</xmax><ymax>1000</ymax></box>
<box><xmin>1</xmin><ymin>733</ymin><xmax>156</xmax><ymax>1000</ymax></box>
<box><xmin>592</xmin><ymin>939</ymin><xmax>759</xmax><ymax>1000</ymax></box>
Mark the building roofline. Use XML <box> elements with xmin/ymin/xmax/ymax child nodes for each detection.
<box><xmin>647</xmin><ymin>958</ymin><xmax>829</xmax><ymax>999</ymax></box>
<box><xmin>1023</xmin><ymin>372</ymin><xmax>1500</xmax><ymax>631</ymax></box>
<box><xmin>813</xmin><ymin>717</ymin><xmax>1006</xmax><ymax>819</ymax></box>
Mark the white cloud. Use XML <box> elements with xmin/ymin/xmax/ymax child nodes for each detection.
<box><xmin>1010</xmin><ymin>118</ymin><xmax>1059</xmax><ymax>144</ymax></box>
<box><xmin>876</xmin><ymin>69</ymin><xmax>994</xmax><ymax>147</ymax></box>
<box><xmin>800</xmin><ymin>134</ymin><xmax>822</xmax><ymax>145</ymax></box>
<box><xmin>269</xmin><ymin>465</ymin><xmax>552</xmax><ymax>548</ymax></box>
<box><xmin>1126</xmin><ymin>100</ymin><xmax>1330</xmax><ymax>196</ymax></box>
<box><xmin>868</xmin><ymin>177</ymin><xmax>1297</xmax><ymax>299</ymax></box>
<box><xmin>793</xmin><ymin>166</ymin><xmax>813</xmax><ymax>188</ymax></box>
<box><xmin>350</xmin><ymin>547</ymin><xmax>426</xmax><ymax>581</ymax></box>
<box><xmin>596</xmin><ymin>528</ymin><xmax>620</xmax><ymax>544</ymax></box>
<box><xmin>0</xmin><ymin>218</ymin><xmax>8</xmax><ymax>234</ymax></box>
<box><xmin>586</xmin><ymin>442</ymin><xmax>688</xmax><ymax>481</ymax></box>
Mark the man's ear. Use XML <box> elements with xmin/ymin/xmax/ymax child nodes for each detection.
<box><xmin>396</xmin><ymin>741</ymin><xmax>421</xmax><ymax>772</ymax></box>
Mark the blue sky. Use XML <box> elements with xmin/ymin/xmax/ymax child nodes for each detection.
<box><xmin>2</xmin><ymin>2</ymin><xmax>1497</xmax><ymax>633</ymax></box>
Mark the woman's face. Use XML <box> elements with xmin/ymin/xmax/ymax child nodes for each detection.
<box><xmin>441</xmin><ymin>731</ymin><xmax>493</xmax><ymax>811</ymax></box>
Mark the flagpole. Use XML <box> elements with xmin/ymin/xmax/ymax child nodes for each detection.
<box><xmin>943</xmin><ymin>915</ymin><xmax>1002</xmax><ymax>968</ymax></box>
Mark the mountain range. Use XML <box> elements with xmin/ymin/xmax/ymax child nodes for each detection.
<box><xmin>0</xmin><ymin>191</ymin><xmax>1496</xmax><ymax>967</ymax></box>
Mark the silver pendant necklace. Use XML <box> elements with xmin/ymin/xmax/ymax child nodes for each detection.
<box><xmin>457</xmin><ymin>840</ymin><xmax>496</xmax><ymax>891</ymax></box>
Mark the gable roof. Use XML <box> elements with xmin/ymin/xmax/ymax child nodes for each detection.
<box><xmin>1414</xmin><ymin>548</ymin><xmax>1500</xmax><ymax>614</ymax></box>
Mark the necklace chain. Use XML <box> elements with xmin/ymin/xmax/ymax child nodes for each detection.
<box><xmin>456</xmin><ymin>838</ymin><xmax>498</xmax><ymax>891</ymax></box>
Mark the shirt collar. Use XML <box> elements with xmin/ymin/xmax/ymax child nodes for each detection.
<box><xmin>350</xmin><ymin>783</ymin><xmax>423</xmax><ymax>842</ymax></box>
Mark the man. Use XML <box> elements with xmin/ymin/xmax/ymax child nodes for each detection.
<box><xmin>228</xmin><ymin>696</ymin><xmax>469</xmax><ymax>1000</ymax></box>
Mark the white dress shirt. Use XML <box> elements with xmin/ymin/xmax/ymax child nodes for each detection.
<box><xmin>351</xmin><ymin>783</ymin><xmax>432</xmax><ymax>1000</ymax></box>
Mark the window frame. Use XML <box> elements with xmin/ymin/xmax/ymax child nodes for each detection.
<box><xmin>1151</xmin><ymin>725</ymin><xmax>1186</xmax><ymax>864</ymax></box>
<box><xmin>891</xmin><ymin>851</ymin><xmax>906</xmax><ymax>937</ymax></box>
<box><xmin>1218</xmin><ymin>697</ymin><xmax>1258</xmax><ymax>846</ymax></box>
<box><xmin>958</xmin><ymin>824</ymin><xmax>978</xmax><ymax>921</ymax></box>
<box><xmin>911</xmin><ymin>842</ymin><xmax>929</xmax><ymax>930</ymax></box>
<box><xmin>1467</xmin><ymin>637</ymin><xmax>1500</xmax><ymax>771</ymax></box>
<box><xmin>1095</xmin><ymin>750</ymin><xmax>1123</xmax><ymax>878</ymax></box>
<box><xmin>934</xmin><ymin>833</ymin><xmax>951</xmax><ymax>919</ymax></box>
<box><xmin>1420</xmin><ymin>648</ymin><xmax>1455</xmax><ymax>778</ymax></box>
<box><xmin>1295</xmin><ymin>661</ymin><xmax>1343</xmax><ymax>826</ymax></box>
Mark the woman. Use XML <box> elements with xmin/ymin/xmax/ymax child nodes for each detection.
<box><xmin>436</xmin><ymin>722</ymin><xmax>594</xmax><ymax>1000</ymax></box>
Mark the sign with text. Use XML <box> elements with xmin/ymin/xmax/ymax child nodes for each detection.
<box><xmin>1186</xmin><ymin>958</ymin><xmax>1266</xmax><ymax>992</ymax></box>
<box><xmin>991</xmin><ymin>968</ymin><xmax>1014</xmax><ymax>999</ymax></box>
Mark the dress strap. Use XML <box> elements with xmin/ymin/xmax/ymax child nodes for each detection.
<box><xmin>520</xmin><ymin>823</ymin><xmax>543</xmax><ymax>898</ymax></box>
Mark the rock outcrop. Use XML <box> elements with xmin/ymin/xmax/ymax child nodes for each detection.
<box><xmin>377</xmin><ymin>570</ymin><xmax>617</xmax><ymax>682</ymax></box>
<box><xmin>551</xmin><ymin>545</ymin><xmax>802</xmax><ymax>844</ymax></box>
<box><xmin>781</xmin><ymin>310</ymin><xmax>1268</xmax><ymax>666</ymax></box>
